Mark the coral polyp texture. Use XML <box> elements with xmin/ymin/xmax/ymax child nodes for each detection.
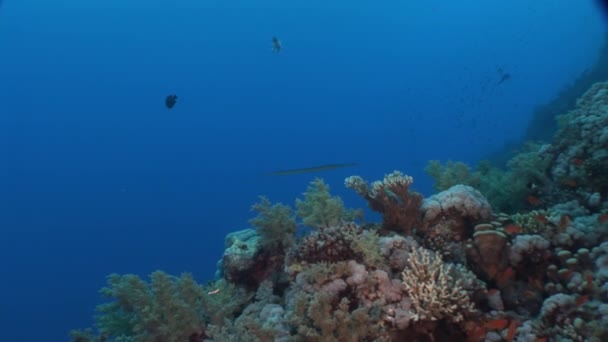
<box><xmin>73</xmin><ymin>82</ymin><xmax>608</xmax><ymax>341</ymax></box>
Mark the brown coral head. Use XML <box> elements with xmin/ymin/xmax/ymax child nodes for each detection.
<box><xmin>472</xmin><ymin>230</ymin><xmax>508</xmax><ymax>279</ymax></box>
<box><xmin>292</xmin><ymin>222</ymin><xmax>362</xmax><ymax>263</ymax></box>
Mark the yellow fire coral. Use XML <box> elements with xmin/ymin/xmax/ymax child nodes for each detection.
<box><xmin>401</xmin><ymin>247</ymin><xmax>477</xmax><ymax>323</ymax></box>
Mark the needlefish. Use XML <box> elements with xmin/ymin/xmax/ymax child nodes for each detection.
<box><xmin>266</xmin><ymin>163</ymin><xmax>358</xmax><ymax>176</ymax></box>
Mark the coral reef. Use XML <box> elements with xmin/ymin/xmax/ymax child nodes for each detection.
<box><xmin>345</xmin><ymin>171</ymin><xmax>423</xmax><ymax>233</ymax></box>
<box><xmin>401</xmin><ymin>246</ymin><xmax>480</xmax><ymax>323</ymax></box>
<box><xmin>295</xmin><ymin>178</ymin><xmax>363</xmax><ymax>228</ymax></box>
<box><xmin>426</xmin><ymin>143</ymin><xmax>552</xmax><ymax>213</ymax></box>
<box><xmin>72</xmin><ymin>81</ymin><xmax>608</xmax><ymax>342</ymax></box>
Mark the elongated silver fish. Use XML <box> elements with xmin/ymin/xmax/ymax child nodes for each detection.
<box><xmin>266</xmin><ymin>163</ymin><xmax>358</xmax><ymax>176</ymax></box>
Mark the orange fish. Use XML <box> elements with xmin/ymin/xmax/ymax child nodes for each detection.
<box><xmin>534</xmin><ymin>214</ymin><xmax>550</xmax><ymax>224</ymax></box>
<box><xmin>522</xmin><ymin>289</ymin><xmax>537</xmax><ymax>299</ymax></box>
<box><xmin>561</xmin><ymin>178</ymin><xmax>578</xmax><ymax>188</ymax></box>
<box><xmin>575</xmin><ymin>295</ymin><xmax>589</xmax><ymax>307</ymax></box>
<box><xmin>527</xmin><ymin>195</ymin><xmax>541</xmax><ymax>206</ymax></box>
<box><xmin>496</xmin><ymin>267</ymin><xmax>516</xmax><ymax>287</ymax></box>
<box><xmin>466</xmin><ymin>325</ymin><xmax>486</xmax><ymax>342</ymax></box>
<box><xmin>535</xmin><ymin>338</ymin><xmax>548</xmax><ymax>342</ymax></box>
<box><xmin>572</xmin><ymin>158</ymin><xmax>585</xmax><ymax>166</ymax></box>
<box><xmin>484</xmin><ymin>318</ymin><xmax>510</xmax><ymax>330</ymax></box>
<box><xmin>561</xmin><ymin>269</ymin><xmax>575</xmax><ymax>281</ymax></box>
<box><xmin>598</xmin><ymin>214</ymin><xmax>608</xmax><ymax>224</ymax></box>
<box><xmin>506</xmin><ymin>320</ymin><xmax>519</xmax><ymax>342</ymax></box>
<box><xmin>558</xmin><ymin>215</ymin><xmax>571</xmax><ymax>232</ymax></box>
<box><xmin>504</xmin><ymin>224</ymin><xmax>522</xmax><ymax>234</ymax></box>
<box><xmin>528</xmin><ymin>276</ymin><xmax>544</xmax><ymax>290</ymax></box>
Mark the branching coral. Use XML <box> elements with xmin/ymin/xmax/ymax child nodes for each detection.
<box><xmin>345</xmin><ymin>171</ymin><xmax>423</xmax><ymax>233</ymax></box>
<box><xmin>249</xmin><ymin>196</ymin><xmax>296</xmax><ymax>252</ymax></box>
<box><xmin>401</xmin><ymin>247</ymin><xmax>478</xmax><ymax>323</ymax></box>
<box><xmin>295</xmin><ymin>178</ymin><xmax>363</xmax><ymax>229</ymax></box>
<box><xmin>71</xmin><ymin>271</ymin><xmax>208</xmax><ymax>342</ymax></box>
<box><xmin>425</xmin><ymin>160</ymin><xmax>480</xmax><ymax>192</ymax></box>
<box><xmin>425</xmin><ymin>145</ymin><xmax>552</xmax><ymax>213</ymax></box>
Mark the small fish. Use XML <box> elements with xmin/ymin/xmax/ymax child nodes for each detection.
<box><xmin>497</xmin><ymin>72</ymin><xmax>511</xmax><ymax>85</ymax></box>
<box><xmin>598</xmin><ymin>213</ymin><xmax>608</xmax><ymax>224</ymax></box>
<box><xmin>165</xmin><ymin>94</ymin><xmax>178</xmax><ymax>109</ymax></box>
<box><xmin>572</xmin><ymin>158</ymin><xmax>585</xmax><ymax>166</ymax></box>
<box><xmin>575</xmin><ymin>294</ymin><xmax>589</xmax><ymax>307</ymax></box>
<box><xmin>526</xmin><ymin>181</ymin><xmax>539</xmax><ymax>193</ymax></box>
<box><xmin>207</xmin><ymin>288</ymin><xmax>221</xmax><ymax>295</ymax></box>
<box><xmin>466</xmin><ymin>325</ymin><xmax>487</xmax><ymax>341</ymax></box>
<box><xmin>522</xmin><ymin>289</ymin><xmax>538</xmax><ymax>299</ymax></box>
<box><xmin>484</xmin><ymin>318</ymin><xmax>510</xmax><ymax>330</ymax></box>
<box><xmin>534</xmin><ymin>214</ymin><xmax>550</xmax><ymax>224</ymax></box>
<box><xmin>495</xmin><ymin>267</ymin><xmax>515</xmax><ymax>287</ymax></box>
<box><xmin>558</xmin><ymin>215</ymin><xmax>571</xmax><ymax>232</ymax></box>
<box><xmin>266</xmin><ymin>163</ymin><xmax>358</xmax><ymax>176</ymax></box>
<box><xmin>561</xmin><ymin>178</ymin><xmax>578</xmax><ymax>188</ymax></box>
<box><xmin>272</xmin><ymin>36</ymin><xmax>282</xmax><ymax>53</ymax></box>
<box><xmin>506</xmin><ymin>320</ymin><xmax>519</xmax><ymax>342</ymax></box>
<box><xmin>504</xmin><ymin>224</ymin><xmax>522</xmax><ymax>234</ymax></box>
<box><xmin>527</xmin><ymin>195</ymin><xmax>541</xmax><ymax>206</ymax></box>
<box><xmin>584</xmin><ymin>272</ymin><xmax>595</xmax><ymax>291</ymax></box>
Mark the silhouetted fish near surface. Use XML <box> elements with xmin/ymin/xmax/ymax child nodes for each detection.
<box><xmin>272</xmin><ymin>36</ymin><xmax>282</xmax><ymax>53</ymax></box>
<box><xmin>266</xmin><ymin>163</ymin><xmax>358</xmax><ymax>176</ymax></box>
<box><xmin>497</xmin><ymin>68</ymin><xmax>511</xmax><ymax>86</ymax></box>
<box><xmin>165</xmin><ymin>94</ymin><xmax>177</xmax><ymax>109</ymax></box>
<box><xmin>497</xmin><ymin>73</ymin><xmax>511</xmax><ymax>85</ymax></box>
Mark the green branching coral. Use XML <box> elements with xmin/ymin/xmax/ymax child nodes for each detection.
<box><xmin>507</xmin><ymin>143</ymin><xmax>553</xmax><ymax>188</ymax></box>
<box><xmin>295</xmin><ymin>178</ymin><xmax>363</xmax><ymax>228</ymax></box>
<box><xmin>200</xmin><ymin>279</ymin><xmax>254</xmax><ymax>326</ymax></box>
<box><xmin>71</xmin><ymin>271</ymin><xmax>207</xmax><ymax>342</ymax></box>
<box><xmin>249</xmin><ymin>196</ymin><xmax>297</xmax><ymax>251</ymax></box>
<box><xmin>425</xmin><ymin>160</ymin><xmax>480</xmax><ymax>192</ymax></box>
<box><xmin>290</xmin><ymin>293</ymin><xmax>382</xmax><ymax>342</ymax></box>
<box><xmin>426</xmin><ymin>144</ymin><xmax>552</xmax><ymax>213</ymax></box>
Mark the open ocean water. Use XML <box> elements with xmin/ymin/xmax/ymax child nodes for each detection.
<box><xmin>0</xmin><ymin>0</ymin><xmax>605</xmax><ymax>340</ymax></box>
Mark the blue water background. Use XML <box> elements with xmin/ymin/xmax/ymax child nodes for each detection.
<box><xmin>0</xmin><ymin>0</ymin><xmax>604</xmax><ymax>340</ymax></box>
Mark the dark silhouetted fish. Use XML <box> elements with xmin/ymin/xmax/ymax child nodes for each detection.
<box><xmin>165</xmin><ymin>94</ymin><xmax>177</xmax><ymax>109</ymax></box>
<box><xmin>266</xmin><ymin>163</ymin><xmax>358</xmax><ymax>176</ymax></box>
<box><xmin>496</xmin><ymin>68</ymin><xmax>511</xmax><ymax>86</ymax></box>
<box><xmin>272</xmin><ymin>36</ymin><xmax>282</xmax><ymax>53</ymax></box>
<box><xmin>497</xmin><ymin>73</ymin><xmax>511</xmax><ymax>86</ymax></box>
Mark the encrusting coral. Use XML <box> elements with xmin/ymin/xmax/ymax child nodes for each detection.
<box><xmin>71</xmin><ymin>82</ymin><xmax>608</xmax><ymax>342</ymax></box>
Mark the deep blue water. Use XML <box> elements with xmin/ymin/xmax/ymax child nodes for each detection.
<box><xmin>0</xmin><ymin>0</ymin><xmax>604</xmax><ymax>340</ymax></box>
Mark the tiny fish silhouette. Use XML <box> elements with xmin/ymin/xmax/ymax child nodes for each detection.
<box><xmin>272</xmin><ymin>36</ymin><xmax>282</xmax><ymax>53</ymax></box>
<box><xmin>266</xmin><ymin>163</ymin><xmax>358</xmax><ymax>176</ymax></box>
<box><xmin>165</xmin><ymin>94</ymin><xmax>177</xmax><ymax>109</ymax></box>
